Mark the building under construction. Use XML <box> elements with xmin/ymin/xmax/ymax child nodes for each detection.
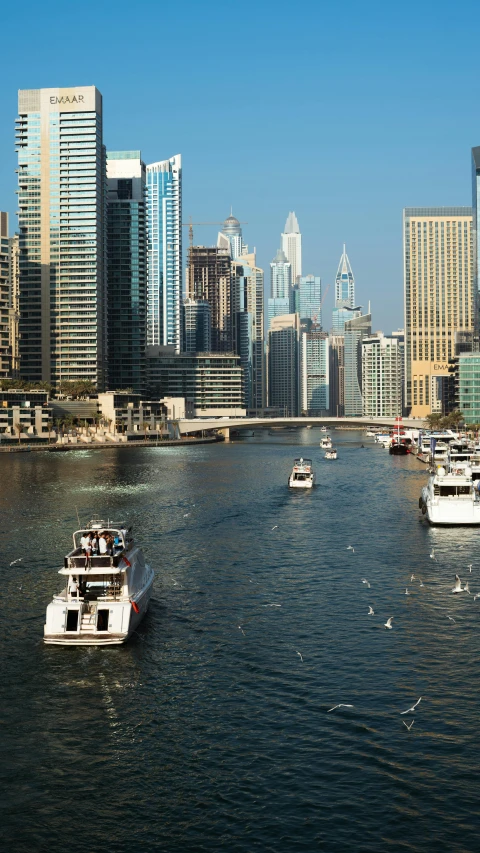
<box><xmin>186</xmin><ymin>246</ymin><xmax>233</xmax><ymax>352</ymax></box>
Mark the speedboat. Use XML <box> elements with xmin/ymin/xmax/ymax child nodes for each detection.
<box><xmin>320</xmin><ymin>436</ymin><xmax>332</xmax><ymax>449</ymax></box>
<box><xmin>420</xmin><ymin>466</ymin><xmax>480</xmax><ymax>525</ymax></box>
<box><xmin>288</xmin><ymin>458</ymin><xmax>315</xmax><ymax>488</ymax></box>
<box><xmin>320</xmin><ymin>426</ymin><xmax>327</xmax><ymax>432</ymax></box>
<box><xmin>44</xmin><ymin>519</ymin><xmax>154</xmax><ymax>645</ymax></box>
<box><xmin>325</xmin><ymin>448</ymin><xmax>337</xmax><ymax>459</ymax></box>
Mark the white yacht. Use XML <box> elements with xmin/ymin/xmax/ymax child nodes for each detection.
<box><xmin>289</xmin><ymin>458</ymin><xmax>315</xmax><ymax>488</ymax></box>
<box><xmin>320</xmin><ymin>436</ymin><xmax>332</xmax><ymax>449</ymax></box>
<box><xmin>44</xmin><ymin>520</ymin><xmax>154</xmax><ymax>645</ymax></box>
<box><xmin>320</xmin><ymin>426</ymin><xmax>327</xmax><ymax>432</ymax></box>
<box><xmin>420</xmin><ymin>467</ymin><xmax>480</xmax><ymax>526</ymax></box>
<box><xmin>325</xmin><ymin>448</ymin><xmax>337</xmax><ymax>459</ymax></box>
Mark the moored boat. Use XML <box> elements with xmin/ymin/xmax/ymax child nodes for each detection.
<box><xmin>44</xmin><ymin>519</ymin><xmax>154</xmax><ymax>645</ymax></box>
<box><xmin>420</xmin><ymin>466</ymin><xmax>480</xmax><ymax>525</ymax></box>
<box><xmin>288</xmin><ymin>458</ymin><xmax>315</xmax><ymax>488</ymax></box>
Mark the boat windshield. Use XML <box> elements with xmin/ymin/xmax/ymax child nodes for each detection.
<box><xmin>294</xmin><ymin>458</ymin><xmax>312</xmax><ymax>467</ymax></box>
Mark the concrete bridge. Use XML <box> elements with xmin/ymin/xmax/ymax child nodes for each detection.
<box><xmin>177</xmin><ymin>416</ymin><xmax>422</xmax><ymax>439</ymax></box>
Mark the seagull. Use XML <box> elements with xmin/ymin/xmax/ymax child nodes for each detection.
<box><xmin>362</xmin><ymin>578</ymin><xmax>370</xmax><ymax>588</ymax></box>
<box><xmin>238</xmin><ymin>625</ymin><xmax>245</xmax><ymax>636</ymax></box>
<box><xmin>403</xmin><ymin>720</ymin><xmax>415</xmax><ymax>731</ymax></box>
<box><xmin>465</xmin><ymin>582</ymin><xmax>471</xmax><ymax>594</ymax></box>
<box><xmin>405</xmin><ymin>588</ymin><xmax>410</xmax><ymax>595</ymax></box>
<box><xmin>368</xmin><ymin>606</ymin><xmax>374</xmax><ymax>615</ymax></box>
<box><xmin>346</xmin><ymin>545</ymin><xmax>354</xmax><ymax>551</ymax></box>
<box><xmin>400</xmin><ymin>697</ymin><xmax>421</xmax><ymax>714</ymax></box>
<box><xmin>468</xmin><ymin>564</ymin><xmax>473</xmax><ymax>573</ymax></box>
<box><xmin>452</xmin><ymin>574</ymin><xmax>464</xmax><ymax>594</ymax></box>
<box><xmin>261</xmin><ymin>603</ymin><xmax>282</xmax><ymax>607</ymax></box>
<box><xmin>183</xmin><ymin>513</ymin><xmax>190</xmax><ymax>518</ymax></box>
<box><xmin>474</xmin><ymin>593</ymin><xmax>480</xmax><ymax>601</ymax></box>
<box><xmin>447</xmin><ymin>615</ymin><xmax>456</xmax><ymax>623</ymax></box>
<box><xmin>419</xmin><ymin>580</ymin><xmax>424</xmax><ymax>587</ymax></box>
<box><xmin>9</xmin><ymin>558</ymin><xmax>22</xmax><ymax>566</ymax></box>
<box><xmin>327</xmin><ymin>704</ymin><xmax>354</xmax><ymax>712</ymax></box>
<box><xmin>430</xmin><ymin>550</ymin><xmax>435</xmax><ymax>559</ymax></box>
<box><xmin>410</xmin><ymin>574</ymin><xmax>416</xmax><ymax>582</ymax></box>
<box><xmin>271</xmin><ymin>525</ymin><xmax>278</xmax><ymax>530</ymax></box>
<box><xmin>384</xmin><ymin>617</ymin><xmax>394</xmax><ymax>629</ymax></box>
<box><xmin>296</xmin><ymin>651</ymin><xmax>303</xmax><ymax>662</ymax></box>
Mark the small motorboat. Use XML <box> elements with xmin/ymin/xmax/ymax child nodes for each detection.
<box><xmin>320</xmin><ymin>436</ymin><xmax>332</xmax><ymax>449</ymax></box>
<box><xmin>288</xmin><ymin>458</ymin><xmax>315</xmax><ymax>488</ymax></box>
<box><xmin>325</xmin><ymin>448</ymin><xmax>337</xmax><ymax>460</ymax></box>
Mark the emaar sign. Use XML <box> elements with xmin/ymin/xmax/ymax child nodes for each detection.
<box><xmin>50</xmin><ymin>95</ymin><xmax>85</xmax><ymax>105</ymax></box>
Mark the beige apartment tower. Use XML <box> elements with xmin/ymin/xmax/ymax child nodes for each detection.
<box><xmin>404</xmin><ymin>208</ymin><xmax>474</xmax><ymax>418</ymax></box>
<box><xmin>16</xmin><ymin>87</ymin><xmax>106</xmax><ymax>388</ymax></box>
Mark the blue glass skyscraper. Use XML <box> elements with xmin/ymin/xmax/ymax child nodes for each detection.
<box><xmin>146</xmin><ymin>155</ymin><xmax>182</xmax><ymax>352</ymax></box>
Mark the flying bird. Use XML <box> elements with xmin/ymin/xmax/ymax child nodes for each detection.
<box><xmin>296</xmin><ymin>651</ymin><xmax>303</xmax><ymax>662</ymax></box>
<box><xmin>402</xmin><ymin>720</ymin><xmax>415</xmax><ymax>731</ymax></box>
<box><xmin>465</xmin><ymin>582</ymin><xmax>471</xmax><ymax>594</ymax></box>
<box><xmin>327</xmin><ymin>704</ymin><xmax>354</xmax><ymax>712</ymax></box>
<box><xmin>183</xmin><ymin>513</ymin><xmax>190</xmax><ymax>518</ymax></box>
<box><xmin>9</xmin><ymin>558</ymin><xmax>22</xmax><ymax>566</ymax></box>
<box><xmin>419</xmin><ymin>580</ymin><xmax>424</xmax><ymax>588</ymax></box>
<box><xmin>474</xmin><ymin>593</ymin><xmax>480</xmax><ymax>601</ymax></box>
<box><xmin>362</xmin><ymin>579</ymin><xmax>370</xmax><ymax>588</ymax></box>
<box><xmin>405</xmin><ymin>588</ymin><xmax>410</xmax><ymax>595</ymax></box>
<box><xmin>468</xmin><ymin>564</ymin><xmax>473</xmax><ymax>573</ymax></box>
<box><xmin>368</xmin><ymin>606</ymin><xmax>374</xmax><ymax>615</ymax></box>
<box><xmin>410</xmin><ymin>574</ymin><xmax>416</xmax><ymax>582</ymax></box>
<box><xmin>447</xmin><ymin>615</ymin><xmax>456</xmax><ymax>623</ymax></box>
<box><xmin>384</xmin><ymin>617</ymin><xmax>394</xmax><ymax>629</ymax></box>
<box><xmin>346</xmin><ymin>545</ymin><xmax>354</xmax><ymax>551</ymax></box>
<box><xmin>261</xmin><ymin>603</ymin><xmax>282</xmax><ymax>607</ymax></box>
<box><xmin>400</xmin><ymin>697</ymin><xmax>421</xmax><ymax>714</ymax></box>
<box><xmin>238</xmin><ymin>625</ymin><xmax>245</xmax><ymax>636</ymax></box>
<box><xmin>271</xmin><ymin>526</ymin><xmax>278</xmax><ymax>530</ymax></box>
<box><xmin>430</xmin><ymin>550</ymin><xmax>435</xmax><ymax>559</ymax></box>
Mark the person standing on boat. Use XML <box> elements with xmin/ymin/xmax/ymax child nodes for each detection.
<box><xmin>80</xmin><ymin>532</ymin><xmax>90</xmax><ymax>553</ymax></box>
<box><xmin>69</xmin><ymin>576</ymin><xmax>79</xmax><ymax>600</ymax></box>
<box><xmin>98</xmin><ymin>533</ymin><xmax>108</xmax><ymax>555</ymax></box>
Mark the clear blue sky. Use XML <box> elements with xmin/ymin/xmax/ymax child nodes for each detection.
<box><xmin>1</xmin><ymin>0</ymin><xmax>479</xmax><ymax>333</ymax></box>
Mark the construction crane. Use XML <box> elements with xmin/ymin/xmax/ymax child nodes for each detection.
<box><xmin>182</xmin><ymin>216</ymin><xmax>248</xmax><ymax>248</ymax></box>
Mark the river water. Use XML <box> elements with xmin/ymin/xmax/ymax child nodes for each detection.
<box><xmin>1</xmin><ymin>429</ymin><xmax>480</xmax><ymax>852</ymax></box>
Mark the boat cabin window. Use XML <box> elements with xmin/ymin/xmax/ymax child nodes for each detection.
<box><xmin>75</xmin><ymin>574</ymin><xmax>124</xmax><ymax>601</ymax></box>
<box><xmin>435</xmin><ymin>485</ymin><xmax>471</xmax><ymax>497</ymax></box>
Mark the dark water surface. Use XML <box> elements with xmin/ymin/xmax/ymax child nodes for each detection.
<box><xmin>1</xmin><ymin>429</ymin><xmax>480</xmax><ymax>852</ymax></box>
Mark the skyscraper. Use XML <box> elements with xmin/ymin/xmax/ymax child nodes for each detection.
<box><xmin>293</xmin><ymin>275</ymin><xmax>322</xmax><ymax>325</ymax></box>
<box><xmin>301</xmin><ymin>330</ymin><xmax>329</xmax><ymax>415</ymax></box>
<box><xmin>231</xmin><ymin>253</ymin><xmax>265</xmax><ymax>410</ymax></box>
<box><xmin>403</xmin><ymin>207</ymin><xmax>473</xmax><ymax>417</ymax></box>
<box><xmin>361</xmin><ymin>332</ymin><xmax>403</xmax><ymax>418</ymax></box>
<box><xmin>8</xmin><ymin>233</ymin><xmax>19</xmax><ymax>378</ymax></box>
<box><xmin>331</xmin><ymin>305</ymin><xmax>362</xmax><ymax>334</ymax></box>
<box><xmin>270</xmin><ymin>248</ymin><xmax>292</xmax><ymax>299</ymax></box>
<box><xmin>186</xmin><ymin>246</ymin><xmax>232</xmax><ymax>352</ymax></box>
<box><xmin>329</xmin><ymin>335</ymin><xmax>345</xmax><ymax>417</ymax></box>
<box><xmin>146</xmin><ymin>155</ymin><xmax>182</xmax><ymax>352</ymax></box>
<box><xmin>0</xmin><ymin>213</ymin><xmax>9</xmax><ymax>378</ymax></box>
<box><xmin>107</xmin><ymin>151</ymin><xmax>147</xmax><ymax>393</ymax></box>
<box><xmin>183</xmin><ymin>298</ymin><xmax>211</xmax><ymax>352</ymax></box>
<box><xmin>344</xmin><ymin>311</ymin><xmax>372</xmax><ymax>416</ymax></box>
<box><xmin>334</xmin><ymin>245</ymin><xmax>355</xmax><ymax>307</ymax></box>
<box><xmin>268</xmin><ymin>313</ymin><xmax>300</xmax><ymax>416</ymax></box>
<box><xmin>219</xmin><ymin>213</ymin><xmax>245</xmax><ymax>260</ymax></box>
<box><xmin>472</xmin><ymin>149</ymin><xmax>480</xmax><ymax>329</ymax></box>
<box><xmin>16</xmin><ymin>86</ymin><xmax>107</xmax><ymax>388</ymax></box>
<box><xmin>281</xmin><ymin>212</ymin><xmax>302</xmax><ymax>284</ymax></box>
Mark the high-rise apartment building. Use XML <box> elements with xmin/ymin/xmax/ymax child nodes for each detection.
<box><xmin>186</xmin><ymin>246</ymin><xmax>232</xmax><ymax>352</ymax></box>
<box><xmin>183</xmin><ymin>298</ymin><xmax>211</xmax><ymax>352</ymax></box>
<box><xmin>329</xmin><ymin>335</ymin><xmax>345</xmax><ymax>417</ymax></box>
<box><xmin>231</xmin><ymin>253</ymin><xmax>265</xmax><ymax>410</ymax></box>
<box><xmin>268</xmin><ymin>313</ymin><xmax>300</xmax><ymax>416</ymax></box>
<box><xmin>146</xmin><ymin>155</ymin><xmax>182</xmax><ymax>352</ymax></box>
<box><xmin>472</xmin><ymin>149</ymin><xmax>480</xmax><ymax>328</ymax></box>
<box><xmin>107</xmin><ymin>151</ymin><xmax>147</xmax><ymax>393</ymax></box>
<box><xmin>281</xmin><ymin>212</ymin><xmax>302</xmax><ymax>284</ymax></box>
<box><xmin>270</xmin><ymin>248</ymin><xmax>292</xmax><ymax>301</ymax></box>
<box><xmin>267</xmin><ymin>296</ymin><xmax>291</xmax><ymax>329</ymax></box>
<box><xmin>361</xmin><ymin>332</ymin><xmax>403</xmax><ymax>418</ymax></box>
<box><xmin>16</xmin><ymin>86</ymin><xmax>107</xmax><ymax>388</ymax></box>
<box><xmin>0</xmin><ymin>213</ymin><xmax>10</xmax><ymax>378</ymax></box>
<box><xmin>403</xmin><ymin>207</ymin><xmax>473</xmax><ymax>418</ymax></box>
<box><xmin>8</xmin><ymin>233</ymin><xmax>20</xmax><ymax>377</ymax></box>
<box><xmin>335</xmin><ymin>245</ymin><xmax>355</xmax><ymax>307</ymax></box>
<box><xmin>331</xmin><ymin>305</ymin><xmax>361</xmax><ymax>334</ymax></box>
<box><xmin>293</xmin><ymin>275</ymin><xmax>322</xmax><ymax>325</ymax></box>
<box><xmin>301</xmin><ymin>330</ymin><xmax>329</xmax><ymax>415</ymax></box>
<box><xmin>344</xmin><ymin>311</ymin><xmax>371</xmax><ymax>416</ymax></box>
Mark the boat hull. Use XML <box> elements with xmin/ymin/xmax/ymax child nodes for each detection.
<box><xmin>421</xmin><ymin>489</ymin><xmax>480</xmax><ymax>526</ymax></box>
<box><xmin>44</xmin><ymin>571</ymin><xmax>154</xmax><ymax>645</ymax></box>
<box><xmin>288</xmin><ymin>478</ymin><xmax>314</xmax><ymax>488</ymax></box>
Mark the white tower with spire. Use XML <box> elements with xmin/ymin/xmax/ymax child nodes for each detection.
<box><xmin>334</xmin><ymin>244</ymin><xmax>355</xmax><ymax>308</ymax></box>
<box><xmin>281</xmin><ymin>211</ymin><xmax>302</xmax><ymax>284</ymax></box>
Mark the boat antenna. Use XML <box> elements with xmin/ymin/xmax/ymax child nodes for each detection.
<box><xmin>75</xmin><ymin>505</ymin><xmax>81</xmax><ymax>527</ymax></box>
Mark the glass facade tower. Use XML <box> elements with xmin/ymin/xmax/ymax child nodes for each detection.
<box><xmin>107</xmin><ymin>151</ymin><xmax>147</xmax><ymax>393</ymax></box>
<box><xmin>146</xmin><ymin>155</ymin><xmax>182</xmax><ymax>352</ymax></box>
<box><xmin>16</xmin><ymin>87</ymin><xmax>107</xmax><ymax>388</ymax></box>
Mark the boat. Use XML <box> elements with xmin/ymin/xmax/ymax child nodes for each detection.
<box><xmin>420</xmin><ymin>465</ymin><xmax>480</xmax><ymax>525</ymax></box>
<box><xmin>44</xmin><ymin>519</ymin><xmax>154</xmax><ymax>645</ymax></box>
<box><xmin>288</xmin><ymin>457</ymin><xmax>315</xmax><ymax>488</ymax></box>
<box><xmin>364</xmin><ymin>430</ymin><xmax>376</xmax><ymax>437</ymax></box>
<box><xmin>325</xmin><ymin>448</ymin><xmax>337</xmax><ymax>459</ymax></box>
<box><xmin>389</xmin><ymin>440</ymin><xmax>408</xmax><ymax>455</ymax></box>
<box><xmin>320</xmin><ymin>436</ymin><xmax>332</xmax><ymax>449</ymax></box>
<box><xmin>306</xmin><ymin>425</ymin><xmax>312</xmax><ymax>429</ymax></box>
<box><xmin>320</xmin><ymin>426</ymin><xmax>327</xmax><ymax>432</ymax></box>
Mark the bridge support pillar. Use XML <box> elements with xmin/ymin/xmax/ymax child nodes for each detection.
<box><xmin>218</xmin><ymin>427</ymin><xmax>230</xmax><ymax>441</ymax></box>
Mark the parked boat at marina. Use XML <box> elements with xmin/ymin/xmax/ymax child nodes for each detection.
<box><xmin>420</xmin><ymin>466</ymin><xmax>480</xmax><ymax>526</ymax></box>
<box><xmin>288</xmin><ymin>458</ymin><xmax>315</xmax><ymax>488</ymax></box>
<box><xmin>44</xmin><ymin>520</ymin><xmax>154</xmax><ymax>645</ymax></box>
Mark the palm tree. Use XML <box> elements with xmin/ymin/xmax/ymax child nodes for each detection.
<box><xmin>424</xmin><ymin>412</ymin><xmax>443</xmax><ymax>429</ymax></box>
<box><xmin>47</xmin><ymin>419</ymin><xmax>53</xmax><ymax>445</ymax></box>
<box><xmin>15</xmin><ymin>422</ymin><xmax>22</xmax><ymax>445</ymax></box>
<box><xmin>142</xmin><ymin>422</ymin><xmax>149</xmax><ymax>442</ymax></box>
